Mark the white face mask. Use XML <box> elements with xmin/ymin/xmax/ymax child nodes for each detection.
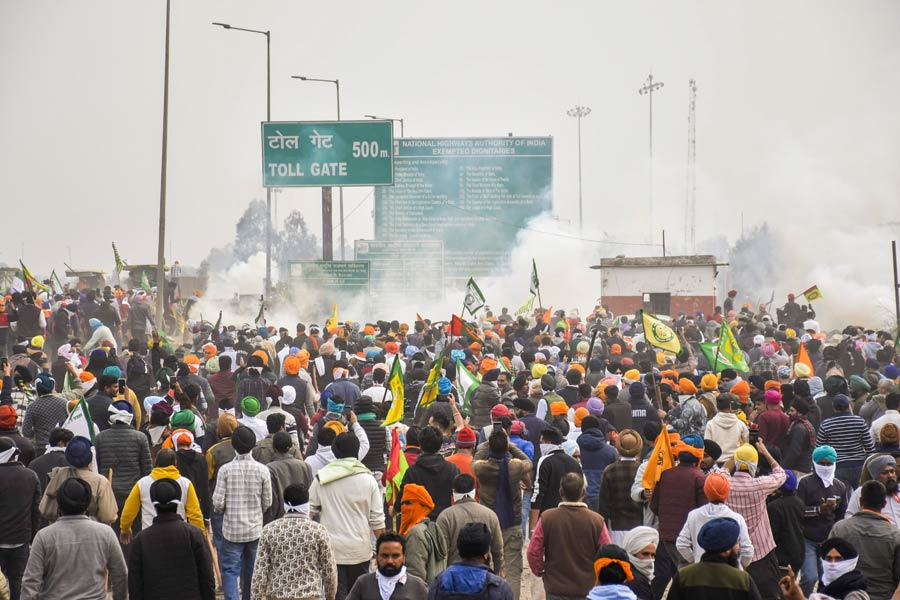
<box><xmin>821</xmin><ymin>557</ymin><xmax>858</xmax><ymax>586</ymax></box>
<box><xmin>631</xmin><ymin>556</ymin><xmax>654</xmax><ymax>580</ymax></box>
<box><xmin>814</xmin><ymin>463</ymin><xmax>836</xmax><ymax>487</ymax></box>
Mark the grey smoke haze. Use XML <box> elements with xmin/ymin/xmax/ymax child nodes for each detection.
<box><xmin>2</xmin><ymin>1</ymin><xmax>898</xmax><ymax>328</ymax></box>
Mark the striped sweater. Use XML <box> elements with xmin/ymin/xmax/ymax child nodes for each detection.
<box><xmin>815</xmin><ymin>413</ymin><xmax>875</xmax><ymax>464</ymax></box>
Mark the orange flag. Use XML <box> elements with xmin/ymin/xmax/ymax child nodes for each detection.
<box><xmin>542</xmin><ymin>306</ymin><xmax>554</xmax><ymax>324</ymax></box>
<box><xmin>642</xmin><ymin>428</ymin><xmax>674</xmax><ymax>489</ymax></box>
<box><xmin>796</xmin><ymin>342</ymin><xmax>814</xmax><ymax>374</ymax></box>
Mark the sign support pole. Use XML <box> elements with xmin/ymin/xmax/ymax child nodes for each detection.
<box><xmin>322</xmin><ymin>187</ymin><xmax>334</xmax><ymax>261</ymax></box>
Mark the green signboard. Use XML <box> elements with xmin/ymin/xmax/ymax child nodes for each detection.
<box><xmin>354</xmin><ymin>240</ymin><xmax>444</xmax><ymax>309</ymax></box>
<box><xmin>288</xmin><ymin>261</ymin><xmax>370</xmax><ymax>296</ymax></box>
<box><xmin>374</xmin><ymin>137</ymin><xmax>552</xmax><ymax>279</ymax></box>
<box><xmin>261</xmin><ymin>120</ymin><xmax>393</xmax><ymax>187</ymax></box>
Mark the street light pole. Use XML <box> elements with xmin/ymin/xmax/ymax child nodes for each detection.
<box><xmin>364</xmin><ymin>114</ymin><xmax>405</xmax><ymax>138</ymax></box>
<box><xmin>566</xmin><ymin>105</ymin><xmax>591</xmax><ymax>235</ymax></box>
<box><xmin>156</xmin><ymin>0</ymin><xmax>171</xmax><ymax>325</ymax></box>
<box><xmin>212</xmin><ymin>22</ymin><xmax>273</xmax><ymax>301</ymax></box>
<box><xmin>639</xmin><ymin>74</ymin><xmax>664</xmax><ymax>242</ymax></box>
<box><xmin>291</xmin><ymin>76</ymin><xmax>343</xmax><ymax>259</ymax></box>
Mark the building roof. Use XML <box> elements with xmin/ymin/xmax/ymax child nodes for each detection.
<box><xmin>591</xmin><ymin>255</ymin><xmax>721</xmax><ymax>269</ymax></box>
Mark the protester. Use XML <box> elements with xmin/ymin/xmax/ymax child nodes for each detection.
<box><xmin>436</xmin><ymin>474</ymin><xmax>504</xmax><ymax>582</ymax></box>
<box><xmin>427</xmin><ymin>522</ymin><xmax>514</xmax><ymax>600</ymax></box>
<box><xmin>395</xmin><ymin>426</ymin><xmax>459</xmax><ymax>520</ymax></box>
<box><xmin>829</xmin><ymin>480</ymin><xmax>900</xmax><ymax>600</ymax></box>
<box><xmin>126</xmin><ymin>477</ymin><xmax>215</xmax><ymax>600</ymax></box>
<box><xmin>309</xmin><ymin>430</ymin><xmax>385</xmax><ymax>599</ymax></box>
<box><xmin>586</xmin><ymin>544</ymin><xmax>639</xmax><ymax>600</ymax></box>
<box><xmin>814</xmin><ymin>538</ymin><xmax>870</xmax><ymax>600</ymax></box>
<box><xmin>400</xmin><ymin>483</ymin><xmax>447</xmax><ymax>583</ymax></box>
<box><xmin>20</xmin><ymin>478</ymin><xmax>127</xmax><ymax>600</ymax></box>
<box><xmin>347</xmin><ymin>532</ymin><xmax>428</xmax><ymax>600</ymax></box>
<box><xmin>527</xmin><ymin>472</ymin><xmax>611</xmax><ymax>599</ymax></box>
<box><xmin>251</xmin><ymin>483</ymin><xmax>337</xmax><ymax>600</ymax></box>
<box><xmin>212</xmin><ymin>425</ymin><xmax>273</xmax><ymax>600</ymax></box>
<box><xmin>623</xmin><ymin>526</ymin><xmax>659</xmax><ymax>600</ymax></box>
<box><xmin>599</xmin><ymin>429</ymin><xmax>644</xmax><ymax>544</ymax></box>
<box><xmin>0</xmin><ymin>437</ymin><xmax>40</xmax><ymax>600</ymax></box>
<box><xmin>667</xmin><ymin>517</ymin><xmax>761</xmax><ymax>600</ymax></box>
<box><xmin>676</xmin><ymin>472</ymin><xmax>753</xmax><ymax>567</ymax></box>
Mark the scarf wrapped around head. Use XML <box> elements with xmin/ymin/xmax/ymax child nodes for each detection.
<box><xmin>734</xmin><ymin>444</ymin><xmax>759</xmax><ymax>477</ymax></box>
<box><xmin>399</xmin><ymin>484</ymin><xmax>434</xmax><ymax>536</ymax></box>
<box><xmin>490</xmin><ymin>449</ymin><xmax>517</xmax><ymax>529</ymax></box>
<box><xmin>108</xmin><ymin>401</ymin><xmax>133</xmax><ymax>426</ymax></box>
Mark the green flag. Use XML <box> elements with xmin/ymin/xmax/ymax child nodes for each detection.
<box><xmin>699</xmin><ymin>322</ymin><xmax>749</xmax><ymax>372</ymax></box>
<box><xmin>140</xmin><ymin>271</ymin><xmax>151</xmax><ymax>293</ymax></box>
<box><xmin>463</xmin><ymin>278</ymin><xmax>486</xmax><ymax>316</ymax></box>
<box><xmin>530</xmin><ymin>258</ymin><xmax>540</xmax><ymax>295</ymax></box>
<box><xmin>418</xmin><ymin>350</ymin><xmax>446</xmax><ymax>411</ymax></box>
<box><xmin>515</xmin><ymin>295</ymin><xmax>535</xmax><ymax>316</ymax></box>
<box><xmin>383</xmin><ymin>356</ymin><xmax>406</xmax><ymax>426</ymax></box>
<box><xmin>455</xmin><ymin>358</ymin><xmax>481</xmax><ymax>416</ymax></box>
<box><xmin>254</xmin><ymin>299</ymin><xmax>266</xmax><ymax>326</ymax></box>
<box><xmin>112</xmin><ymin>242</ymin><xmax>126</xmax><ymax>274</ymax></box>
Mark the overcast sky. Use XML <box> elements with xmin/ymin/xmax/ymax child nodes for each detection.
<box><xmin>2</xmin><ymin>1</ymin><xmax>899</xmax><ymax>322</ymax></box>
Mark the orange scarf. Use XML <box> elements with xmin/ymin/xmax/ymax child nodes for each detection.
<box><xmin>594</xmin><ymin>558</ymin><xmax>634</xmax><ymax>583</ymax></box>
<box><xmin>399</xmin><ymin>484</ymin><xmax>435</xmax><ymax>536</ymax></box>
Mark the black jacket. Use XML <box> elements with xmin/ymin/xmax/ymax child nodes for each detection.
<box><xmin>358</xmin><ymin>418</ymin><xmax>387</xmax><ymax>472</ymax></box>
<box><xmin>127</xmin><ymin>512</ymin><xmax>215</xmax><ymax>600</ymax></box>
<box><xmin>533</xmin><ymin>448</ymin><xmax>583</xmax><ymax>515</ymax></box>
<box><xmin>796</xmin><ymin>472</ymin><xmax>849</xmax><ymax>542</ymax></box>
<box><xmin>176</xmin><ymin>449</ymin><xmax>211</xmax><ymax>520</ymax></box>
<box><xmin>28</xmin><ymin>449</ymin><xmax>69</xmax><ymax>492</ymax></box>
<box><xmin>630</xmin><ymin>398</ymin><xmax>661</xmax><ymax>438</ymax></box>
<box><xmin>396</xmin><ymin>452</ymin><xmax>460</xmax><ymax>519</ymax></box>
<box><xmin>603</xmin><ymin>398</ymin><xmax>633</xmax><ymax>432</ymax></box>
<box><xmin>0</xmin><ymin>427</ymin><xmax>34</xmax><ymax>466</ymax></box>
<box><xmin>87</xmin><ymin>392</ymin><xmax>114</xmax><ymax>431</ymax></box>
<box><xmin>782</xmin><ymin>419</ymin><xmax>814</xmax><ymax>473</ymax></box>
<box><xmin>470</xmin><ymin>384</ymin><xmax>501</xmax><ymax>430</ymax></box>
<box><xmin>0</xmin><ymin>461</ymin><xmax>40</xmax><ymax>544</ymax></box>
<box><xmin>668</xmin><ymin>554</ymin><xmax>762</xmax><ymax>600</ymax></box>
<box><xmin>767</xmin><ymin>492</ymin><xmax>806</xmax><ymax>572</ymax></box>
<box><xmin>96</xmin><ymin>423</ymin><xmax>152</xmax><ymax>503</ymax></box>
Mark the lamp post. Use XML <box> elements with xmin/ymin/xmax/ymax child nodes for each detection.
<box><xmin>212</xmin><ymin>22</ymin><xmax>273</xmax><ymax>301</ymax></box>
<box><xmin>364</xmin><ymin>114</ymin><xmax>404</xmax><ymax>138</ymax></box>
<box><xmin>639</xmin><ymin>74</ymin><xmax>664</xmax><ymax>242</ymax></box>
<box><xmin>566</xmin><ymin>105</ymin><xmax>591</xmax><ymax>235</ymax></box>
<box><xmin>156</xmin><ymin>0</ymin><xmax>171</xmax><ymax>323</ymax></box>
<box><xmin>291</xmin><ymin>76</ymin><xmax>344</xmax><ymax>259</ymax></box>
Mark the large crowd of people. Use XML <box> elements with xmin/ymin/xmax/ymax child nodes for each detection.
<box><xmin>0</xmin><ymin>284</ymin><xmax>899</xmax><ymax>600</ymax></box>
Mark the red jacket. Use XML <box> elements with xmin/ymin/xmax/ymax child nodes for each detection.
<box><xmin>650</xmin><ymin>462</ymin><xmax>707</xmax><ymax>541</ymax></box>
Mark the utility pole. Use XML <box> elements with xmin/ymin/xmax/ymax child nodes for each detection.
<box><xmin>639</xmin><ymin>74</ymin><xmax>664</xmax><ymax>242</ymax></box>
<box><xmin>156</xmin><ymin>0</ymin><xmax>171</xmax><ymax>325</ymax></box>
<box><xmin>684</xmin><ymin>79</ymin><xmax>697</xmax><ymax>254</ymax></box>
<box><xmin>892</xmin><ymin>241</ymin><xmax>900</xmax><ymax>337</ymax></box>
<box><xmin>566</xmin><ymin>105</ymin><xmax>591</xmax><ymax>235</ymax></box>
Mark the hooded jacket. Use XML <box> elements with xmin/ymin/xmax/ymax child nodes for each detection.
<box><xmin>305</xmin><ymin>445</ymin><xmax>335</xmax><ymax>477</ymax></box>
<box><xmin>577</xmin><ymin>427</ymin><xmax>618</xmax><ymax>501</ymax></box>
<box><xmin>395</xmin><ymin>452</ymin><xmax>460</xmax><ymax>519</ymax></box>
<box><xmin>426</xmin><ymin>562</ymin><xmax>513</xmax><ymax>600</ymax></box>
<box><xmin>587</xmin><ymin>584</ymin><xmax>638</xmax><ymax>600</ymax></box>
<box><xmin>120</xmin><ymin>465</ymin><xmax>205</xmax><ymax>531</ymax></box>
<box><xmin>703</xmin><ymin>412</ymin><xmax>749</xmax><ymax>463</ymax></box>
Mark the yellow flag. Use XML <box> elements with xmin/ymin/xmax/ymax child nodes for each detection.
<box><xmin>325</xmin><ymin>303</ymin><xmax>338</xmax><ymax>333</ymax></box>
<box><xmin>642</xmin><ymin>428</ymin><xmax>674</xmax><ymax>489</ymax></box>
<box><xmin>383</xmin><ymin>356</ymin><xmax>406</xmax><ymax>426</ymax></box>
<box><xmin>640</xmin><ymin>310</ymin><xmax>682</xmax><ymax>354</ymax></box>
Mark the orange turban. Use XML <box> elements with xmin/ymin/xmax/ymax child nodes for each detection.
<box><xmin>469</xmin><ymin>342</ymin><xmax>482</xmax><ymax>352</ymax></box>
<box><xmin>252</xmin><ymin>350</ymin><xmax>269</xmax><ymax>366</ymax></box>
<box><xmin>731</xmin><ymin>380</ymin><xmax>750</xmax><ymax>403</ymax></box>
<box><xmin>283</xmin><ymin>355</ymin><xmax>301</xmax><ymax>376</ymax></box>
<box><xmin>363</xmin><ymin>324</ymin><xmax>376</xmax><ymax>336</ymax></box>
<box><xmin>479</xmin><ymin>358</ymin><xmax>498</xmax><ymax>375</ymax></box>
<box><xmin>399</xmin><ymin>484</ymin><xmax>434</xmax><ymax>536</ymax></box>
<box><xmin>764</xmin><ymin>380</ymin><xmax>781</xmax><ymax>391</ymax></box>
<box><xmin>568</xmin><ymin>364</ymin><xmax>586</xmax><ymax>376</ymax></box>
<box><xmin>217</xmin><ymin>413</ymin><xmax>238</xmax><ymax>438</ymax></box>
<box><xmin>549</xmin><ymin>402</ymin><xmax>569</xmax><ymax>417</ymax></box>
<box><xmin>704</xmin><ymin>472</ymin><xmax>731</xmax><ymax>502</ymax></box>
<box><xmin>202</xmin><ymin>343</ymin><xmax>217</xmax><ymax>361</ymax></box>
<box><xmin>295</xmin><ymin>349</ymin><xmax>310</xmax><ymax>370</ymax></box>
<box><xmin>679</xmin><ymin>378</ymin><xmax>698</xmax><ymax>395</ymax></box>
<box><xmin>700</xmin><ymin>374</ymin><xmax>719</xmax><ymax>392</ymax></box>
<box><xmin>80</xmin><ymin>371</ymin><xmax>96</xmax><ymax>383</ymax></box>
<box><xmin>574</xmin><ymin>407</ymin><xmax>590</xmax><ymax>427</ymax></box>
<box><xmin>324</xmin><ymin>420</ymin><xmax>347</xmax><ymax>436</ymax></box>
<box><xmin>610</xmin><ymin>344</ymin><xmax>622</xmax><ymax>355</ymax></box>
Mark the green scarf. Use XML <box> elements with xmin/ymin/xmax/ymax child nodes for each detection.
<box><xmin>316</xmin><ymin>457</ymin><xmax>371</xmax><ymax>485</ymax></box>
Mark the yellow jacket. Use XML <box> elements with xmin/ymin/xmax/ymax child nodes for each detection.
<box><xmin>120</xmin><ymin>465</ymin><xmax>205</xmax><ymax>531</ymax></box>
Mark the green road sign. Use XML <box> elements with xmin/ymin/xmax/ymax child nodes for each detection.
<box><xmin>288</xmin><ymin>261</ymin><xmax>370</xmax><ymax>296</ymax></box>
<box><xmin>374</xmin><ymin>137</ymin><xmax>552</xmax><ymax>279</ymax></box>
<box><xmin>262</xmin><ymin>121</ymin><xmax>393</xmax><ymax>187</ymax></box>
<box><xmin>354</xmin><ymin>240</ymin><xmax>444</xmax><ymax>310</ymax></box>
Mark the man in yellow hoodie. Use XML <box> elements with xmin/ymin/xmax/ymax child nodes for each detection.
<box><xmin>119</xmin><ymin>448</ymin><xmax>205</xmax><ymax>543</ymax></box>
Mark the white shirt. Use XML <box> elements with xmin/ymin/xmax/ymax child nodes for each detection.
<box><xmin>847</xmin><ymin>486</ymin><xmax>900</xmax><ymax>524</ymax></box>
<box><xmin>309</xmin><ymin>466</ymin><xmax>384</xmax><ymax>563</ymax></box>
<box><xmin>871</xmin><ymin>411</ymin><xmax>900</xmax><ymax>445</ymax></box>
<box><xmin>676</xmin><ymin>502</ymin><xmax>755</xmax><ymax>567</ymax></box>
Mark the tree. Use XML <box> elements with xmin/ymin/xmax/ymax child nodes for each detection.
<box><xmin>277</xmin><ymin>210</ymin><xmax>319</xmax><ymax>263</ymax></box>
<box><xmin>233</xmin><ymin>199</ymin><xmax>270</xmax><ymax>262</ymax></box>
<box><xmin>728</xmin><ymin>223</ymin><xmax>780</xmax><ymax>301</ymax></box>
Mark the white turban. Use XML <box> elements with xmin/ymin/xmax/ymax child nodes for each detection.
<box><xmin>623</xmin><ymin>526</ymin><xmax>659</xmax><ymax>557</ymax></box>
<box><xmin>282</xmin><ymin>386</ymin><xmax>296</xmax><ymax>406</ymax></box>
